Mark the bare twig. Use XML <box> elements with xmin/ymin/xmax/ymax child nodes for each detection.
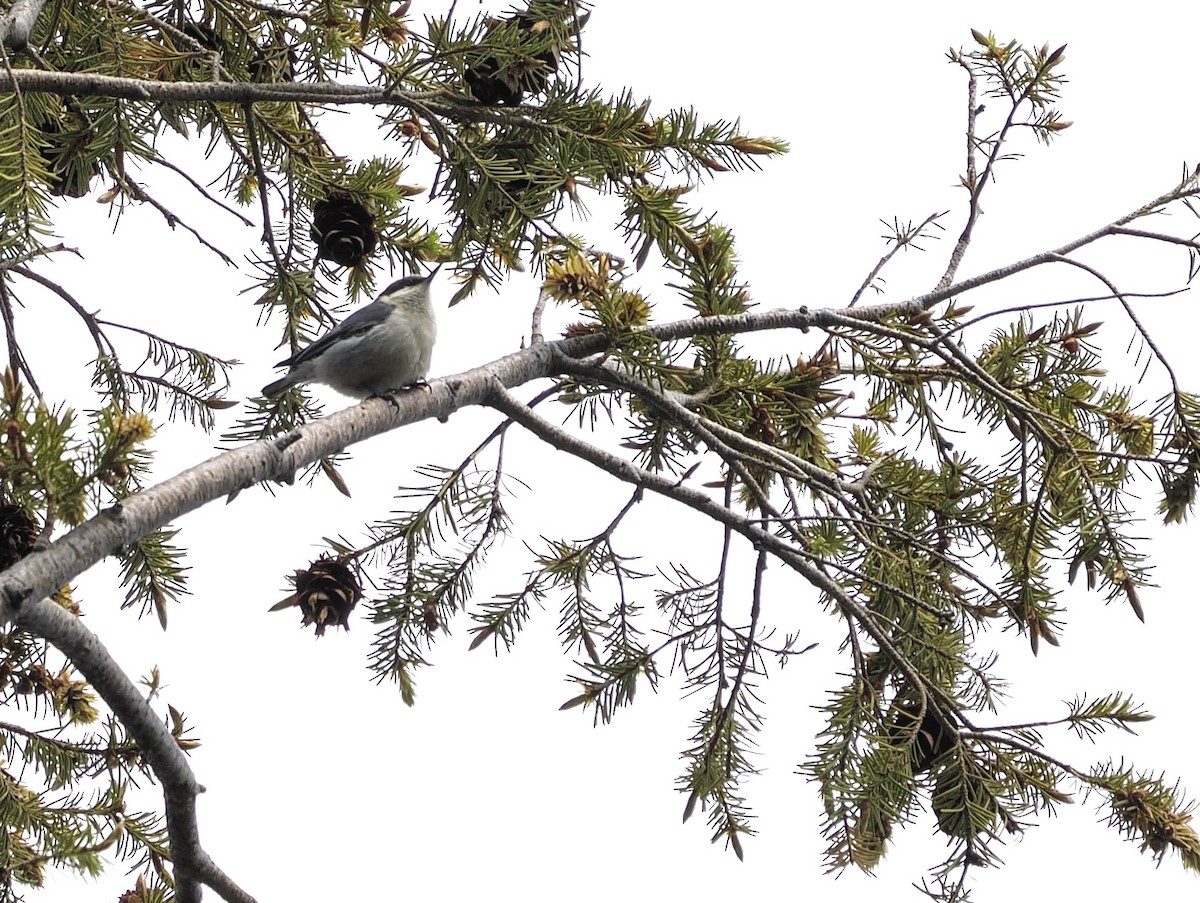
<box><xmin>0</xmin><ymin>281</ymin><xmax>43</xmax><ymax>400</ymax></box>
<box><xmin>117</xmin><ymin>178</ymin><xmax>239</xmax><ymax>266</ymax></box>
<box><xmin>13</xmin><ymin>265</ymin><xmax>117</xmax><ymax>360</ymax></box>
<box><xmin>242</xmin><ymin>103</ymin><xmax>286</xmax><ymax>270</ymax></box>
<box><xmin>530</xmin><ymin>287</ymin><xmax>550</xmax><ymax>345</ymax></box>
<box><xmin>150</xmin><ymin>154</ymin><xmax>256</xmax><ymax>227</ymax></box>
<box><xmin>937</xmin><ymin>59</ymin><xmax>1026</xmax><ymax>290</ymax></box>
<box><xmin>944</xmin><ymin>289</ymin><xmax>1183</xmax><ymax>338</ymax></box>
<box><xmin>812</xmin><ymin>211</ymin><xmax>947</xmax><ymax>361</ymax></box>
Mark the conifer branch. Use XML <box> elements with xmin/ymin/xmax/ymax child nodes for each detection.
<box><xmin>12</xmin><ymin>599</ymin><xmax>252</xmax><ymax>903</ymax></box>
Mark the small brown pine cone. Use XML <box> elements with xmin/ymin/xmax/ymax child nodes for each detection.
<box><xmin>464</xmin><ymin>9</ymin><xmax>562</xmax><ymax>106</ymax></box>
<box><xmin>311</xmin><ymin>196</ymin><xmax>378</xmax><ymax>268</ymax></box>
<box><xmin>465</xmin><ymin>56</ymin><xmax>524</xmax><ymax>106</ymax></box>
<box><xmin>270</xmin><ymin>558</ymin><xmax>363</xmax><ymax>636</ymax></box>
<box><xmin>0</xmin><ymin>502</ymin><xmax>37</xmax><ymax>571</ymax></box>
<box><xmin>887</xmin><ymin>698</ymin><xmax>957</xmax><ymax>773</ymax></box>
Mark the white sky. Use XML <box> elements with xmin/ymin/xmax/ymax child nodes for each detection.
<box><xmin>26</xmin><ymin>1</ymin><xmax>1200</xmax><ymax>900</ymax></box>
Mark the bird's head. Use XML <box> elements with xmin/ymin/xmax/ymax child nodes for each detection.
<box><xmin>378</xmin><ymin>266</ymin><xmax>439</xmax><ymax>308</ymax></box>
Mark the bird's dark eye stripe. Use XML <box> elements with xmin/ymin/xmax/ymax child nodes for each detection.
<box><xmin>381</xmin><ymin>275</ymin><xmax>427</xmax><ymax>295</ymax></box>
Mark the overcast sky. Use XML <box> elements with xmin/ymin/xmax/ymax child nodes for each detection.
<box><xmin>28</xmin><ymin>1</ymin><xmax>1200</xmax><ymax>900</ymax></box>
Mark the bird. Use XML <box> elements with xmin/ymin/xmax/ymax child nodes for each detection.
<box><xmin>262</xmin><ymin>270</ymin><xmax>438</xmax><ymax>399</ymax></box>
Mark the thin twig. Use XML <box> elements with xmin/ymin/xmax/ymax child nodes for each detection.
<box><xmin>150</xmin><ymin>154</ymin><xmax>255</xmax><ymax>226</ymax></box>
<box><xmin>241</xmin><ymin>102</ymin><xmax>286</xmax><ymax>270</ymax></box>
<box><xmin>117</xmin><ymin>178</ymin><xmax>238</xmax><ymax>266</ymax></box>
<box><xmin>0</xmin><ymin>281</ymin><xmax>43</xmax><ymax>401</ymax></box>
<box><xmin>530</xmin><ymin>288</ymin><xmax>550</xmax><ymax>345</ymax></box>
<box><xmin>943</xmin><ymin>289</ymin><xmax>1183</xmax><ymax>338</ymax></box>
<box><xmin>12</xmin><ymin>265</ymin><xmax>116</xmax><ymax>359</ymax></box>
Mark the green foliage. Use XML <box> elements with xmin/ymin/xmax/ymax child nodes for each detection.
<box><xmin>1094</xmin><ymin>763</ymin><xmax>1200</xmax><ymax>871</ymax></box>
<box><xmin>90</xmin><ymin>326</ymin><xmax>236</xmax><ymax>431</ymax></box>
<box><xmin>0</xmin><ymin>95</ymin><xmax>54</xmax><ymax>247</ymax></box>
<box><xmin>356</xmin><ymin>432</ymin><xmax>516</xmax><ymax>703</ymax></box>
<box><xmin>3</xmin><ymin>5</ymin><xmax>1200</xmax><ymax>899</ymax></box>
<box><xmin>117</xmin><ymin>528</ymin><xmax>189</xmax><ymax>630</ymax></box>
<box><xmin>0</xmin><ymin>651</ymin><xmax>174</xmax><ymax>901</ymax></box>
<box><xmin>962</xmin><ymin>30</ymin><xmax>1072</xmax><ymax>144</ymax></box>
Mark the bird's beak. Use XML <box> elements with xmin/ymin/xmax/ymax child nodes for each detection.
<box><xmin>426</xmin><ymin>262</ymin><xmax>444</xmax><ymax>281</ymax></box>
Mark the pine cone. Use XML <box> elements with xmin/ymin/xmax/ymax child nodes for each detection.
<box><xmin>15</xmin><ymin>663</ymin><xmax>52</xmax><ymax>695</ymax></box>
<box><xmin>181</xmin><ymin>20</ymin><xmax>225</xmax><ymax>52</ymax></box>
<box><xmin>270</xmin><ymin>558</ymin><xmax>363</xmax><ymax>636</ymax></box>
<box><xmin>561</xmin><ymin>321</ymin><xmax>598</xmax><ymax>338</ymax></box>
<box><xmin>249</xmin><ymin>40</ymin><xmax>296</xmax><ymax>82</ymax></box>
<box><xmin>888</xmin><ymin>698</ymin><xmax>957</xmax><ymax>773</ymax></box>
<box><xmin>464</xmin><ymin>56</ymin><xmax>525</xmax><ymax>106</ymax></box>
<box><xmin>464</xmin><ymin>10</ymin><xmax>564</xmax><ymax>106</ymax></box>
<box><xmin>40</xmin><ymin>109</ymin><xmax>102</xmax><ymax>198</ymax></box>
<box><xmin>311</xmin><ymin>196</ymin><xmax>378</xmax><ymax>268</ymax></box>
<box><xmin>0</xmin><ymin>502</ymin><xmax>38</xmax><ymax>571</ymax></box>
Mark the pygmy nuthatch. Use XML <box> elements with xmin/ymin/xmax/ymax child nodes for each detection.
<box><xmin>263</xmin><ymin>271</ymin><xmax>437</xmax><ymax>399</ymax></box>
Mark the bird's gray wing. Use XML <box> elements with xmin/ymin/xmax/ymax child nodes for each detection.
<box><xmin>276</xmin><ymin>299</ymin><xmax>394</xmax><ymax>367</ymax></box>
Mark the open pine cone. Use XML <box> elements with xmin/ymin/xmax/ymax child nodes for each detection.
<box><xmin>311</xmin><ymin>196</ymin><xmax>377</xmax><ymax>268</ymax></box>
<box><xmin>270</xmin><ymin>557</ymin><xmax>363</xmax><ymax>636</ymax></box>
<box><xmin>0</xmin><ymin>502</ymin><xmax>38</xmax><ymax>571</ymax></box>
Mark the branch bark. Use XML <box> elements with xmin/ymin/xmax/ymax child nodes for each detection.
<box><xmin>0</xmin><ymin>66</ymin><xmax>451</xmax><ymax>106</ymax></box>
<box><xmin>0</xmin><ymin>284</ymin><xmax>957</xmax><ymax>624</ymax></box>
<box><xmin>0</xmin><ymin>0</ymin><xmax>46</xmax><ymax>50</ymax></box>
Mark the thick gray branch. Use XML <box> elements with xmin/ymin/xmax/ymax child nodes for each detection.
<box><xmin>0</xmin><ymin>66</ymin><xmax>467</xmax><ymax>109</ymax></box>
<box><xmin>0</xmin><ymin>341</ymin><xmax>560</xmax><ymax>899</ymax></box>
<box><xmin>0</xmin><ymin>343</ymin><xmax>566</xmax><ymax>621</ymax></box>
<box><xmin>0</xmin><ymin>0</ymin><xmax>46</xmax><ymax>50</ymax></box>
<box><xmin>0</xmin><ymin>66</ymin><xmax>404</xmax><ymax>102</ymax></box>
